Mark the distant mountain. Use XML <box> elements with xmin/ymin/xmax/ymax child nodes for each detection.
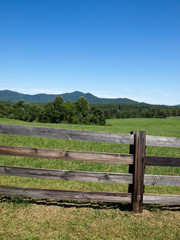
<box><xmin>0</xmin><ymin>90</ymin><xmax>139</xmax><ymax>104</ymax></box>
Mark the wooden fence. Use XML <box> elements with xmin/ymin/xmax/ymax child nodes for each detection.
<box><xmin>0</xmin><ymin>123</ymin><xmax>179</xmax><ymax>213</ymax></box>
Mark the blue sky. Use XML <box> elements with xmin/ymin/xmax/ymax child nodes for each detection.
<box><xmin>0</xmin><ymin>0</ymin><xmax>180</xmax><ymax>105</ymax></box>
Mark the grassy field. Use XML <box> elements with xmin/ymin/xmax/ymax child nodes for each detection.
<box><xmin>0</xmin><ymin>117</ymin><xmax>179</xmax><ymax>239</ymax></box>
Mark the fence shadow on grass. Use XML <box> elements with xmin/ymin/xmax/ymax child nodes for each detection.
<box><xmin>0</xmin><ymin>196</ymin><xmax>131</xmax><ymax>211</ymax></box>
<box><xmin>145</xmin><ymin>204</ymin><xmax>180</xmax><ymax>212</ymax></box>
<box><xmin>0</xmin><ymin>196</ymin><xmax>179</xmax><ymax>212</ymax></box>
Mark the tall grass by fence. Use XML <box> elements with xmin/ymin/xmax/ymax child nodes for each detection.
<box><xmin>0</xmin><ymin>123</ymin><xmax>179</xmax><ymax>213</ymax></box>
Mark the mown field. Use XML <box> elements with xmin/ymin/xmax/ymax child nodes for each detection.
<box><xmin>0</xmin><ymin>117</ymin><xmax>179</xmax><ymax>240</ymax></box>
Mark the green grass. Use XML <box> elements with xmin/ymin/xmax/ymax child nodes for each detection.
<box><xmin>1</xmin><ymin>116</ymin><xmax>180</xmax><ymax>136</ymax></box>
<box><xmin>0</xmin><ymin>117</ymin><xmax>179</xmax><ymax>239</ymax></box>
<box><xmin>0</xmin><ymin>201</ymin><xmax>179</xmax><ymax>240</ymax></box>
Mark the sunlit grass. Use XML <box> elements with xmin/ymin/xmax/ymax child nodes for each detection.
<box><xmin>0</xmin><ymin>117</ymin><xmax>179</xmax><ymax>239</ymax></box>
<box><xmin>0</xmin><ymin>117</ymin><xmax>179</xmax><ymax>193</ymax></box>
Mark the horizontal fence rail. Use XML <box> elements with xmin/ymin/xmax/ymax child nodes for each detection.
<box><xmin>0</xmin><ymin>124</ymin><xmax>180</xmax><ymax>213</ymax></box>
<box><xmin>0</xmin><ymin>145</ymin><xmax>179</xmax><ymax>167</ymax></box>
<box><xmin>146</xmin><ymin>135</ymin><xmax>180</xmax><ymax>148</ymax></box>
<box><xmin>0</xmin><ymin>185</ymin><xmax>179</xmax><ymax>205</ymax></box>
<box><xmin>0</xmin><ymin>165</ymin><xmax>133</xmax><ymax>184</ymax></box>
<box><xmin>0</xmin><ymin>124</ymin><xmax>134</xmax><ymax>145</ymax></box>
<box><xmin>1</xmin><ymin>124</ymin><xmax>180</xmax><ymax>148</ymax></box>
<box><xmin>145</xmin><ymin>155</ymin><xmax>180</xmax><ymax>167</ymax></box>
<box><xmin>0</xmin><ymin>185</ymin><xmax>132</xmax><ymax>203</ymax></box>
<box><xmin>0</xmin><ymin>165</ymin><xmax>179</xmax><ymax>186</ymax></box>
<box><xmin>143</xmin><ymin>193</ymin><xmax>180</xmax><ymax>205</ymax></box>
<box><xmin>0</xmin><ymin>145</ymin><xmax>133</xmax><ymax>164</ymax></box>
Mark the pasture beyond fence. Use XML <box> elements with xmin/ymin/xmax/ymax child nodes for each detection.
<box><xmin>0</xmin><ymin>124</ymin><xmax>179</xmax><ymax>213</ymax></box>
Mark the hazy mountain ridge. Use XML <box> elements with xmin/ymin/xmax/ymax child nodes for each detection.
<box><xmin>0</xmin><ymin>90</ymin><xmax>139</xmax><ymax>104</ymax></box>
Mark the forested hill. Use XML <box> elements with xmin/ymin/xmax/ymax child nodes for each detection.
<box><xmin>0</xmin><ymin>90</ymin><xmax>139</xmax><ymax>104</ymax></box>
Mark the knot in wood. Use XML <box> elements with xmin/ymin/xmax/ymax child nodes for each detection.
<box><xmin>153</xmin><ymin>176</ymin><xmax>158</xmax><ymax>185</ymax></box>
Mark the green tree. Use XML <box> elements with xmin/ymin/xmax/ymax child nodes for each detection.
<box><xmin>75</xmin><ymin>97</ymin><xmax>90</xmax><ymax>117</ymax></box>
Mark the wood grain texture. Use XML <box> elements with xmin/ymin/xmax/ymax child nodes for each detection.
<box><xmin>146</xmin><ymin>135</ymin><xmax>180</xmax><ymax>148</ymax></box>
<box><xmin>143</xmin><ymin>193</ymin><xmax>180</xmax><ymax>205</ymax></box>
<box><xmin>0</xmin><ymin>185</ymin><xmax>131</xmax><ymax>203</ymax></box>
<box><xmin>1</xmin><ymin>145</ymin><xmax>179</xmax><ymax>167</ymax></box>
<box><xmin>133</xmin><ymin>131</ymin><xmax>146</xmax><ymax>213</ymax></box>
<box><xmin>144</xmin><ymin>174</ymin><xmax>180</xmax><ymax>186</ymax></box>
<box><xmin>0</xmin><ymin>165</ymin><xmax>133</xmax><ymax>184</ymax></box>
<box><xmin>0</xmin><ymin>185</ymin><xmax>179</xmax><ymax>205</ymax></box>
<box><xmin>0</xmin><ymin>145</ymin><xmax>133</xmax><ymax>164</ymax></box>
<box><xmin>0</xmin><ymin>124</ymin><xmax>134</xmax><ymax>145</ymax></box>
<box><xmin>0</xmin><ymin>165</ymin><xmax>179</xmax><ymax>186</ymax></box>
<box><xmin>1</xmin><ymin>124</ymin><xmax>180</xmax><ymax>147</ymax></box>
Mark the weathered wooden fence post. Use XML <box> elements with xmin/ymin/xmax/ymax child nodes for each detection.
<box><xmin>129</xmin><ymin>131</ymin><xmax>146</xmax><ymax>213</ymax></box>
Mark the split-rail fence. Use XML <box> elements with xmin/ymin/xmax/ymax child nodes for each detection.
<box><xmin>0</xmin><ymin>124</ymin><xmax>179</xmax><ymax>213</ymax></box>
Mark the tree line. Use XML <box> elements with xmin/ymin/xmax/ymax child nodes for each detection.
<box><xmin>0</xmin><ymin>98</ymin><xmax>180</xmax><ymax>125</ymax></box>
<box><xmin>0</xmin><ymin>97</ymin><xmax>106</xmax><ymax>125</ymax></box>
<box><xmin>92</xmin><ymin>103</ymin><xmax>180</xmax><ymax>119</ymax></box>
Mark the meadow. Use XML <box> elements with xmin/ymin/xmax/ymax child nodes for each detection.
<box><xmin>0</xmin><ymin>117</ymin><xmax>179</xmax><ymax>239</ymax></box>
